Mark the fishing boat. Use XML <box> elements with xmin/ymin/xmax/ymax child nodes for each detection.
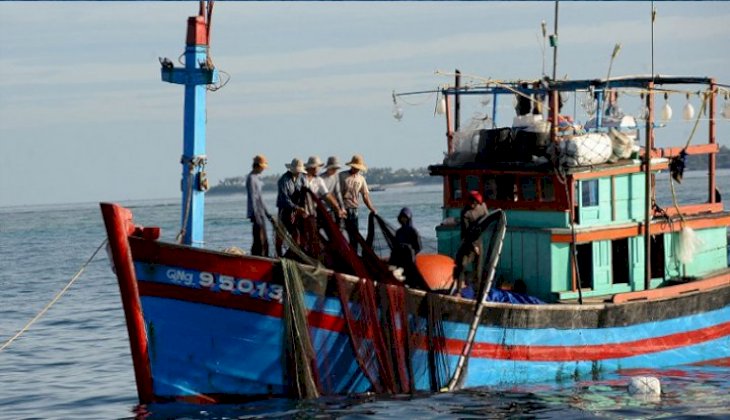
<box><xmin>101</xmin><ymin>3</ymin><xmax>730</xmax><ymax>405</ymax></box>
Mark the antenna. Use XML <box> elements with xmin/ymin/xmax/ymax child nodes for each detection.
<box><xmin>541</xmin><ymin>20</ymin><xmax>547</xmax><ymax>77</ymax></box>
<box><xmin>551</xmin><ymin>1</ymin><xmax>559</xmax><ymax>81</ymax></box>
<box><xmin>651</xmin><ymin>1</ymin><xmax>656</xmax><ymax>80</ymax></box>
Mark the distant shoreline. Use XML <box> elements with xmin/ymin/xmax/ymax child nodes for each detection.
<box><xmin>208</xmin><ymin>167</ymin><xmax>441</xmax><ymax>196</ymax></box>
<box><xmin>208</xmin><ymin>148</ymin><xmax>730</xmax><ymax>196</ymax></box>
<box><xmin>208</xmin><ymin>177</ymin><xmax>440</xmax><ymax>196</ymax></box>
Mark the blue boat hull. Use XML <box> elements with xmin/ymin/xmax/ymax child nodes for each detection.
<box><xmin>101</xmin><ymin>203</ymin><xmax>730</xmax><ymax>403</ymax></box>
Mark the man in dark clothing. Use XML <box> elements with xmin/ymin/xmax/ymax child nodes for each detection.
<box><xmin>454</xmin><ymin>190</ymin><xmax>489</xmax><ymax>292</ymax></box>
<box><xmin>275</xmin><ymin>158</ymin><xmax>306</xmax><ymax>257</ymax></box>
<box><xmin>246</xmin><ymin>155</ymin><xmax>270</xmax><ymax>257</ymax></box>
<box><xmin>394</xmin><ymin>207</ymin><xmax>421</xmax><ymax>256</ymax></box>
<box><xmin>390</xmin><ymin>207</ymin><xmax>423</xmax><ymax>288</ymax></box>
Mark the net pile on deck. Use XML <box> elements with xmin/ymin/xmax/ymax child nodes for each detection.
<box><xmin>275</xmin><ymin>189</ymin><xmax>453</xmax><ymax>396</ymax></box>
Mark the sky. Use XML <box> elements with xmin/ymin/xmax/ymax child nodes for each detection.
<box><xmin>1</xmin><ymin>1</ymin><xmax>729</xmax><ymax>207</ymax></box>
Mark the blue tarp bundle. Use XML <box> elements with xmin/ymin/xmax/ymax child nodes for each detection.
<box><xmin>460</xmin><ymin>286</ymin><xmax>545</xmax><ymax>304</ymax></box>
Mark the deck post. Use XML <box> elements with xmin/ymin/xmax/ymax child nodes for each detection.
<box><xmin>455</xmin><ymin>69</ymin><xmax>461</xmax><ymax>132</ymax></box>
<box><xmin>161</xmin><ymin>11</ymin><xmax>219</xmax><ymax>247</ymax></box>
<box><xmin>445</xmin><ymin>93</ymin><xmax>454</xmax><ymax>155</ymax></box>
<box><xmin>644</xmin><ymin>81</ymin><xmax>655</xmax><ymax>290</ymax></box>
<box><xmin>709</xmin><ymin>79</ymin><xmax>717</xmax><ymax>204</ymax></box>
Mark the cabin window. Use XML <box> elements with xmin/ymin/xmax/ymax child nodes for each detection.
<box><xmin>576</xmin><ymin>243</ymin><xmax>593</xmax><ymax>289</ymax></box>
<box><xmin>483</xmin><ymin>176</ymin><xmax>497</xmax><ymax>200</ymax></box>
<box><xmin>612</xmin><ymin>238</ymin><xmax>630</xmax><ymax>284</ymax></box>
<box><xmin>449</xmin><ymin>175</ymin><xmax>462</xmax><ymax>200</ymax></box>
<box><xmin>581</xmin><ymin>180</ymin><xmax>599</xmax><ymax>207</ymax></box>
<box><xmin>650</xmin><ymin>234</ymin><xmax>666</xmax><ymax>279</ymax></box>
<box><xmin>540</xmin><ymin>177</ymin><xmax>555</xmax><ymax>202</ymax></box>
<box><xmin>521</xmin><ymin>177</ymin><xmax>537</xmax><ymax>201</ymax></box>
<box><xmin>496</xmin><ymin>175</ymin><xmax>517</xmax><ymax>201</ymax></box>
<box><xmin>466</xmin><ymin>175</ymin><xmax>480</xmax><ymax>195</ymax></box>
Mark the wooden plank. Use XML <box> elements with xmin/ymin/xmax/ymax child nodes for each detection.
<box><xmin>651</xmin><ymin>143</ymin><xmax>719</xmax><ymax>158</ymax></box>
<box><xmin>612</xmin><ymin>270</ymin><xmax>730</xmax><ymax>303</ymax></box>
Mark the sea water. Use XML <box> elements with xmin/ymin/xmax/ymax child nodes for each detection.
<box><xmin>1</xmin><ymin>171</ymin><xmax>729</xmax><ymax>419</ymax></box>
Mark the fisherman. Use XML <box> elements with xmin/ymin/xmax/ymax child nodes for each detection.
<box><xmin>394</xmin><ymin>207</ymin><xmax>421</xmax><ymax>257</ymax></box>
<box><xmin>246</xmin><ymin>155</ymin><xmax>271</xmax><ymax>257</ymax></box>
<box><xmin>275</xmin><ymin>158</ymin><xmax>306</xmax><ymax>257</ymax></box>
<box><xmin>340</xmin><ymin>154</ymin><xmax>377</xmax><ymax>253</ymax></box>
<box><xmin>454</xmin><ymin>190</ymin><xmax>489</xmax><ymax>293</ymax></box>
<box><xmin>301</xmin><ymin>156</ymin><xmax>346</xmax><ymax>256</ymax></box>
<box><xmin>320</xmin><ymin>156</ymin><xmax>345</xmax><ymax>224</ymax></box>
<box><xmin>389</xmin><ymin>207</ymin><xmax>422</xmax><ymax>272</ymax></box>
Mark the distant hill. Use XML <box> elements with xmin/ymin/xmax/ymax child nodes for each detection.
<box><xmin>686</xmin><ymin>145</ymin><xmax>730</xmax><ymax>171</ymax></box>
<box><xmin>208</xmin><ymin>167</ymin><xmax>441</xmax><ymax>196</ymax></box>
<box><xmin>209</xmin><ymin>148</ymin><xmax>730</xmax><ymax>196</ymax></box>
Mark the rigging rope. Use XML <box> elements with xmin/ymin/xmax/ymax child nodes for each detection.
<box><xmin>0</xmin><ymin>239</ymin><xmax>108</xmax><ymax>352</ymax></box>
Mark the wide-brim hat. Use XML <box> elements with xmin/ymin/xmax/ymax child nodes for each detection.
<box><xmin>305</xmin><ymin>156</ymin><xmax>324</xmax><ymax>169</ymax></box>
<box><xmin>325</xmin><ymin>156</ymin><xmax>341</xmax><ymax>170</ymax></box>
<box><xmin>253</xmin><ymin>154</ymin><xmax>268</xmax><ymax>168</ymax></box>
<box><xmin>285</xmin><ymin>158</ymin><xmax>305</xmax><ymax>174</ymax></box>
<box><xmin>346</xmin><ymin>154</ymin><xmax>367</xmax><ymax>171</ymax></box>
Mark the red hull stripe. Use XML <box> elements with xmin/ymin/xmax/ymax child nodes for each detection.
<box><xmin>131</xmin><ymin>238</ymin><xmax>276</xmax><ymax>281</ymax></box>
<box><xmin>138</xmin><ymin>281</ymin><xmax>730</xmax><ymax>362</ymax></box>
<box><xmin>690</xmin><ymin>356</ymin><xmax>730</xmax><ymax>367</ymax></box>
<box><xmin>453</xmin><ymin>322</ymin><xmax>730</xmax><ymax>361</ymax></box>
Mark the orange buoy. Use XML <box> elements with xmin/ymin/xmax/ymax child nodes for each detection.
<box><xmin>415</xmin><ymin>253</ymin><xmax>455</xmax><ymax>291</ymax></box>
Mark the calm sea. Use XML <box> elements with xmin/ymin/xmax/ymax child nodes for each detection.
<box><xmin>1</xmin><ymin>170</ymin><xmax>729</xmax><ymax>419</ymax></box>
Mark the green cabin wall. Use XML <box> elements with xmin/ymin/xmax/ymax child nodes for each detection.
<box><xmin>577</xmin><ymin>173</ymin><xmax>646</xmax><ymax>227</ymax></box>
<box><xmin>496</xmin><ymin>229</ymin><xmax>553</xmax><ymax>300</ymax></box>
<box><xmin>436</xmin><ymin>171</ymin><xmax>728</xmax><ymax>303</ymax></box>
<box><xmin>663</xmin><ymin>227</ymin><xmax>729</xmax><ymax>278</ymax></box>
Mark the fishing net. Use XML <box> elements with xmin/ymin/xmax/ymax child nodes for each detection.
<box><xmin>365</xmin><ymin>213</ymin><xmax>429</xmax><ymax>290</ymax></box>
<box><xmin>280</xmin><ymin>259</ymin><xmax>320</xmax><ymax>399</ymax></box>
<box><xmin>273</xmin><ymin>189</ymin><xmax>451</xmax><ymax>396</ymax></box>
<box><xmin>365</xmin><ymin>211</ymin><xmax>397</xmax><ymax>259</ymax></box>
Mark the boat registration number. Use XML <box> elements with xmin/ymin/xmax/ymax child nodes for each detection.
<box><xmin>140</xmin><ymin>263</ymin><xmax>284</xmax><ymax>303</ymax></box>
<box><xmin>198</xmin><ymin>271</ymin><xmax>283</xmax><ymax>303</ymax></box>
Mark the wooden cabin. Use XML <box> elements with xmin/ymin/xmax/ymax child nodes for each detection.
<box><xmin>429</xmin><ymin>76</ymin><xmax>729</xmax><ymax>302</ymax></box>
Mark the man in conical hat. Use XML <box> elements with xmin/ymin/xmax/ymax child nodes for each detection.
<box><xmin>300</xmin><ymin>156</ymin><xmax>346</xmax><ymax>257</ymax></box>
<box><xmin>321</xmin><ymin>156</ymin><xmax>345</xmax><ymax>223</ymax></box>
<box><xmin>340</xmin><ymin>154</ymin><xmax>377</xmax><ymax>252</ymax></box>
<box><xmin>275</xmin><ymin>157</ymin><xmax>306</xmax><ymax>256</ymax></box>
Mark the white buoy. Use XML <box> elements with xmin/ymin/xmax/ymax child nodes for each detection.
<box><xmin>628</xmin><ymin>376</ymin><xmax>661</xmax><ymax>397</ymax></box>
<box><xmin>392</xmin><ymin>104</ymin><xmax>404</xmax><ymax>121</ymax></box>
<box><xmin>661</xmin><ymin>102</ymin><xmax>673</xmax><ymax>122</ymax></box>
<box><xmin>436</xmin><ymin>97</ymin><xmax>447</xmax><ymax>115</ymax></box>
<box><xmin>683</xmin><ymin>101</ymin><xmax>695</xmax><ymax>121</ymax></box>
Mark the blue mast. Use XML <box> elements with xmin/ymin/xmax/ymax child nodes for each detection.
<box><xmin>160</xmin><ymin>4</ymin><xmax>219</xmax><ymax>247</ymax></box>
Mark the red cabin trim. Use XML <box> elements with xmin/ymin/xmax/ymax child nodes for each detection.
<box><xmin>662</xmin><ymin>203</ymin><xmax>724</xmax><ymax>217</ymax></box>
<box><xmin>651</xmin><ymin>143</ymin><xmax>718</xmax><ymax>159</ymax></box>
<box><xmin>571</xmin><ymin>161</ymin><xmax>669</xmax><ymax>179</ymax></box>
<box><xmin>551</xmin><ymin>213</ymin><xmax>730</xmax><ymax>243</ymax></box>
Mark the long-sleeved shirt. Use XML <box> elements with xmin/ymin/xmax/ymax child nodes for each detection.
<box><xmin>276</xmin><ymin>172</ymin><xmax>304</xmax><ymax>212</ymax></box>
<box><xmin>246</xmin><ymin>171</ymin><xmax>267</xmax><ymax>225</ymax></box>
